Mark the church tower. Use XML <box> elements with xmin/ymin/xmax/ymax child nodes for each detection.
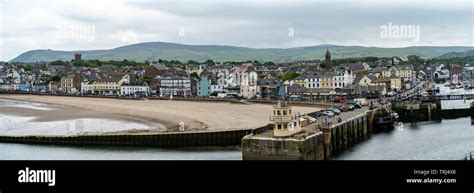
<box><xmin>325</xmin><ymin>49</ymin><xmax>332</xmax><ymax>71</ymax></box>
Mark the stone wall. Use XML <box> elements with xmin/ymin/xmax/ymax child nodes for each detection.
<box><xmin>241</xmin><ymin>132</ymin><xmax>325</xmax><ymax>160</ymax></box>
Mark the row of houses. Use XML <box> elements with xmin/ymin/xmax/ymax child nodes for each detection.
<box><xmin>0</xmin><ymin>61</ymin><xmax>411</xmax><ymax>99</ymax></box>
<box><xmin>0</xmin><ymin>52</ymin><xmax>465</xmax><ymax>100</ymax></box>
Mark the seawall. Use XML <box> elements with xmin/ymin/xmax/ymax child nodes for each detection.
<box><xmin>0</xmin><ymin>125</ymin><xmax>271</xmax><ymax>148</ymax></box>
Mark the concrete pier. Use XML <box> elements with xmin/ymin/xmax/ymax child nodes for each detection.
<box><xmin>242</xmin><ymin>108</ymin><xmax>375</xmax><ymax>160</ymax></box>
<box><xmin>392</xmin><ymin>101</ymin><xmax>442</xmax><ymax>123</ymax></box>
<box><xmin>393</xmin><ymin>100</ymin><xmax>473</xmax><ymax>123</ymax></box>
<box><xmin>241</xmin><ymin>131</ymin><xmax>325</xmax><ymax>160</ymax></box>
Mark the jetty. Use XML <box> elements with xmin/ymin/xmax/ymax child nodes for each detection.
<box><xmin>241</xmin><ymin>101</ymin><xmax>390</xmax><ymax>160</ymax></box>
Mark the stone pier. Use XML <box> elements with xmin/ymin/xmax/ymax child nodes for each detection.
<box><xmin>471</xmin><ymin>102</ymin><xmax>474</xmax><ymax>125</ymax></box>
<box><xmin>242</xmin><ymin>108</ymin><xmax>373</xmax><ymax>160</ymax></box>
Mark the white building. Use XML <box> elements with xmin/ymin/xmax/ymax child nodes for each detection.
<box><xmin>432</xmin><ymin>64</ymin><xmax>450</xmax><ymax>80</ymax></box>
<box><xmin>304</xmin><ymin>73</ymin><xmax>320</xmax><ymax>88</ymax></box>
<box><xmin>228</xmin><ymin>63</ymin><xmax>253</xmax><ymax>87</ymax></box>
<box><xmin>185</xmin><ymin>64</ymin><xmax>206</xmax><ymax>76</ymax></box>
<box><xmin>159</xmin><ymin>76</ymin><xmax>192</xmax><ymax>97</ymax></box>
<box><xmin>208</xmin><ymin>66</ymin><xmax>230</xmax><ymax>94</ymax></box>
<box><xmin>81</xmin><ymin>81</ymin><xmax>93</xmax><ymax>94</ymax></box>
<box><xmin>210</xmin><ymin>85</ymin><xmax>226</xmax><ymax>93</ymax></box>
<box><xmin>90</xmin><ymin>74</ymin><xmax>130</xmax><ymax>95</ymax></box>
<box><xmin>0</xmin><ymin>83</ymin><xmax>19</xmax><ymax>91</ymax></box>
<box><xmin>210</xmin><ymin>66</ymin><xmax>230</xmax><ymax>86</ymax></box>
<box><xmin>332</xmin><ymin>70</ymin><xmax>353</xmax><ymax>89</ymax></box>
<box><xmin>120</xmin><ymin>83</ymin><xmax>150</xmax><ymax>96</ymax></box>
<box><xmin>239</xmin><ymin>68</ymin><xmax>259</xmax><ymax>99</ymax></box>
<box><xmin>5</xmin><ymin>69</ymin><xmax>20</xmax><ymax>84</ymax></box>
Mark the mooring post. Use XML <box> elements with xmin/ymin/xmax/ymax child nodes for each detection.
<box><xmin>367</xmin><ymin>110</ymin><xmax>374</xmax><ymax>133</ymax></box>
<box><xmin>428</xmin><ymin>103</ymin><xmax>432</xmax><ymax>121</ymax></box>
<box><xmin>322</xmin><ymin>127</ymin><xmax>331</xmax><ymax>159</ymax></box>
<box><xmin>470</xmin><ymin>102</ymin><xmax>474</xmax><ymax>125</ymax></box>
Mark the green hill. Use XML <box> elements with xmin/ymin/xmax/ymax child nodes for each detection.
<box><xmin>9</xmin><ymin>42</ymin><xmax>474</xmax><ymax>63</ymax></box>
<box><xmin>435</xmin><ymin>49</ymin><xmax>474</xmax><ymax>59</ymax></box>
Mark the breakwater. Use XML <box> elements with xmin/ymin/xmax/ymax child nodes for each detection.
<box><xmin>0</xmin><ymin>126</ymin><xmax>270</xmax><ymax>148</ymax></box>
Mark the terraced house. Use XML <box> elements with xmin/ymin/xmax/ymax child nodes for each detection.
<box><xmin>159</xmin><ymin>75</ymin><xmax>191</xmax><ymax>97</ymax></box>
<box><xmin>60</xmin><ymin>74</ymin><xmax>81</xmax><ymax>94</ymax></box>
<box><xmin>120</xmin><ymin>82</ymin><xmax>150</xmax><ymax>97</ymax></box>
<box><xmin>90</xmin><ymin>74</ymin><xmax>130</xmax><ymax>95</ymax></box>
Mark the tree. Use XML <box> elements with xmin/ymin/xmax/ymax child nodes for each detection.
<box><xmin>279</xmin><ymin>71</ymin><xmax>300</xmax><ymax>82</ymax></box>
<box><xmin>51</xmin><ymin>76</ymin><xmax>61</xmax><ymax>82</ymax></box>
<box><xmin>190</xmin><ymin>72</ymin><xmax>199</xmax><ymax>79</ymax></box>
<box><xmin>142</xmin><ymin>76</ymin><xmax>153</xmax><ymax>85</ymax></box>
<box><xmin>264</xmin><ymin>61</ymin><xmax>275</xmax><ymax>65</ymax></box>
<box><xmin>187</xmin><ymin>60</ymin><xmax>200</xmax><ymax>65</ymax></box>
<box><xmin>50</xmin><ymin>60</ymin><xmax>66</xmax><ymax>66</ymax></box>
<box><xmin>210</xmin><ymin>91</ymin><xmax>218</xmax><ymax>97</ymax></box>
<box><xmin>24</xmin><ymin>64</ymin><xmax>33</xmax><ymax>71</ymax></box>
<box><xmin>204</xmin><ymin>59</ymin><xmax>215</xmax><ymax>65</ymax></box>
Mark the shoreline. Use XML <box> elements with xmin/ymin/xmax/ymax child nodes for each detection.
<box><xmin>0</xmin><ymin>94</ymin><xmax>320</xmax><ymax>134</ymax></box>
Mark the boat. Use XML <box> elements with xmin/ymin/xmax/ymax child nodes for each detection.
<box><xmin>373</xmin><ymin>106</ymin><xmax>398</xmax><ymax>131</ymax></box>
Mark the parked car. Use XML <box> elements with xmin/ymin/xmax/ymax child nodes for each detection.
<box><xmin>303</xmin><ymin>116</ymin><xmax>317</xmax><ymax>122</ymax></box>
<box><xmin>301</xmin><ymin>96</ymin><xmax>312</xmax><ymax>101</ymax></box>
<box><xmin>348</xmin><ymin>102</ymin><xmax>362</xmax><ymax>108</ymax></box>
<box><xmin>337</xmin><ymin>105</ymin><xmax>348</xmax><ymax>112</ymax></box>
<box><xmin>326</xmin><ymin>108</ymin><xmax>341</xmax><ymax>115</ymax></box>
<box><xmin>309</xmin><ymin>112</ymin><xmax>325</xmax><ymax>118</ymax></box>
<box><xmin>346</xmin><ymin>104</ymin><xmax>355</xmax><ymax>111</ymax></box>
<box><xmin>320</xmin><ymin>111</ymin><xmax>334</xmax><ymax>117</ymax></box>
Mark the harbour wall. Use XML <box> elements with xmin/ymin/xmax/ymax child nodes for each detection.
<box><xmin>393</xmin><ymin>101</ymin><xmax>474</xmax><ymax>122</ymax></box>
<box><xmin>242</xmin><ymin>110</ymin><xmax>376</xmax><ymax>160</ymax></box>
<box><xmin>0</xmin><ymin>126</ymin><xmax>271</xmax><ymax>148</ymax></box>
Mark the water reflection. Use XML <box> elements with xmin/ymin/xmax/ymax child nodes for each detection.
<box><xmin>335</xmin><ymin>117</ymin><xmax>473</xmax><ymax>160</ymax></box>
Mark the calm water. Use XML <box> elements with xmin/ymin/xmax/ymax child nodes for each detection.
<box><xmin>0</xmin><ymin>98</ymin><xmax>241</xmax><ymax>160</ymax></box>
<box><xmin>334</xmin><ymin>117</ymin><xmax>473</xmax><ymax>160</ymax></box>
<box><xmin>0</xmin><ymin>143</ymin><xmax>241</xmax><ymax>160</ymax></box>
<box><xmin>336</xmin><ymin>84</ymin><xmax>474</xmax><ymax>160</ymax></box>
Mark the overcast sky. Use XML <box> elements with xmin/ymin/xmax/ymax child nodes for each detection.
<box><xmin>0</xmin><ymin>0</ymin><xmax>473</xmax><ymax>61</ymax></box>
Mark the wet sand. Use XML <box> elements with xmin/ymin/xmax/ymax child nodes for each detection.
<box><xmin>0</xmin><ymin>99</ymin><xmax>167</xmax><ymax>136</ymax></box>
<box><xmin>0</xmin><ymin>94</ymin><xmax>320</xmax><ymax>133</ymax></box>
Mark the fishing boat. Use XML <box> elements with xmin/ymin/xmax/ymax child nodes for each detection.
<box><xmin>373</xmin><ymin>106</ymin><xmax>398</xmax><ymax>131</ymax></box>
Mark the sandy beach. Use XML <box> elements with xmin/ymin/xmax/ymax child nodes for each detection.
<box><xmin>0</xmin><ymin>94</ymin><xmax>320</xmax><ymax>133</ymax></box>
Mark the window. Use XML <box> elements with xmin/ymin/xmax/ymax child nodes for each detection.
<box><xmin>283</xmin><ymin>110</ymin><xmax>287</xmax><ymax>115</ymax></box>
<box><xmin>277</xmin><ymin>110</ymin><xmax>281</xmax><ymax>115</ymax></box>
<box><xmin>277</xmin><ymin>124</ymin><xmax>281</xmax><ymax>130</ymax></box>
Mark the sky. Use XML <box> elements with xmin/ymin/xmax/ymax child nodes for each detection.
<box><xmin>0</xmin><ymin>0</ymin><xmax>473</xmax><ymax>61</ymax></box>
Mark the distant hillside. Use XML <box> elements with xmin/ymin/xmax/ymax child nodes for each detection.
<box><xmin>435</xmin><ymin>50</ymin><xmax>474</xmax><ymax>59</ymax></box>
<box><xmin>9</xmin><ymin>42</ymin><xmax>474</xmax><ymax>63</ymax></box>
